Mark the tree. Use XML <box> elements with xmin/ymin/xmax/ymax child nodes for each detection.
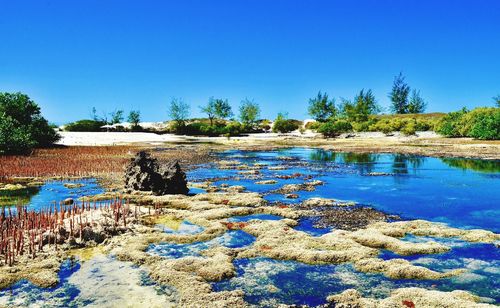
<box><xmin>200</xmin><ymin>97</ymin><xmax>232</xmax><ymax>125</ymax></box>
<box><xmin>0</xmin><ymin>92</ymin><xmax>60</xmax><ymax>154</ymax></box>
<box><xmin>91</xmin><ymin>107</ymin><xmax>98</xmax><ymax>121</ymax></box>
<box><xmin>213</xmin><ymin>98</ymin><xmax>233</xmax><ymax>121</ymax></box>
<box><xmin>389</xmin><ymin>72</ymin><xmax>410</xmax><ymax>114</ymax></box>
<box><xmin>109</xmin><ymin>109</ymin><xmax>124</xmax><ymax>124</ymax></box>
<box><xmin>128</xmin><ymin>110</ymin><xmax>141</xmax><ymax>129</ymax></box>
<box><xmin>340</xmin><ymin>89</ymin><xmax>380</xmax><ymax>122</ymax></box>
<box><xmin>200</xmin><ymin>97</ymin><xmax>217</xmax><ymax>126</ymax></box>
<box><xmin>239</xmin><ymin>98</ymin><xmax>260</xmax><ymax>128</ymax></box>
<box><xmin>493</xmin><ymin>95</ymin><xmax>500</xmax><ymax>107</ymax></box>
<box><xmin>307</xmin><ymin>91</ymin><xmax>337</xmax><ymax>122</ymax></box>
<box><xmin>408</xmin><ymin>90</ymin><xmax>427</xmax><ymax>113</ymax></box>
<box><xmin>168</xmin><ymin>98</ymin><xmax>190</xmax><ymax>132</ymax></box>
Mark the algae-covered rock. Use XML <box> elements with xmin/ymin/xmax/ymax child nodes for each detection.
<box><xmin>255</xmin><ymin>180</ymin><xmax>278</xmax><ymax>185</ymax></box>
<box><xmin>368</xmin><ymin>220</ymin><xmax>500</xmax><ymax>244</ymax></box>
<box><xmin>63</xmin><ymin>183</ymin><xmax>84</xmax><ymax>189</ymax></box>
<box><xmin>353</xmin><ymin>258</ymin><xmax>464</xmax><ymax>280</ymax></box>
<box><xmin>327</xmin><ymin>287</ymin><xmax>495</xmax><ymax>307</ymax></box>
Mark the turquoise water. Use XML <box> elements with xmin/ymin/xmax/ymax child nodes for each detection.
<box><xmin>189</xmin><ymin>148</ymin><xmax>500</xmax><ymax>305</ymax></box>
<box><xmin>189</xmin><ymin>148</ymin><xmax>500</xmax><ymax>232</ymax></box>
<box><xmin>1</xmin><ymin>148</ymin><xmax>499</xmax><ymax>306</ymax></box>
<box><xmin>1</xmin><ymin>179</ymin><xmax>104</xmax><ymax>211</ymax></box>
<box><xmin>0</xmin><ymin>256</ymin><xmax>177</xmax><ymax>307</ymax></box>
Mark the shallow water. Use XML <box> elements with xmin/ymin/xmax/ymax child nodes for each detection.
<box><xmin>1</xmin><ymin>148</ymin><xmax>499</xmax><ymax>306</ymax></box>
<box><xmin>190</xmin><ymin>148</ymin><xmax>500</xmax><ymax>305</ymax></box>
<box><xmin>189</xmin><ymin>148</ymin><xmax>500</xmax><ymax>232</ymax></box>
<box><xmin>0</xmin><ymin>254</ymin><xmax>177</xmax><ymax>307</ymax></box>
<box><xmin>0</xmin><ymin>179</ymin><xmax>104</xmax><ymax>211</ymax></box>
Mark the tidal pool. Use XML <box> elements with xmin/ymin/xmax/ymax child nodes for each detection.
<box><xmin>1</xmin><ymin>148</ymin><xmax>499</xmax><ymax>306</ymax></box>
<box><xmin>0</xmin><ymin>255</ymin><xmax>177</xmax><ymax>307</ymax></box>
<box><xmin>0</xmin><ymin>179</ymin><xmax>104</xmax><ymax>211</ymax></box>
<box><xmin>188</xmin><ymin>148</ymin><xmax>500</xmax><ymax>305</ymax></box>
<box><xmin>189</xmin><ymin>148</ymin><xmax>500</xmax><ymax>232</ymax></box>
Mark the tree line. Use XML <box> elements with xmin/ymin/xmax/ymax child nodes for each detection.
<box><xmin>1</xmin><ymin>71</ymin><xmax>499</xmax><ymax>154</ymax></box>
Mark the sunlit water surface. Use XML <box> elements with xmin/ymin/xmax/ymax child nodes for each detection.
<box><xmin>1</xmin><ymin>148</ymin><xmax>499</xmax><ymax>306</ymax></box>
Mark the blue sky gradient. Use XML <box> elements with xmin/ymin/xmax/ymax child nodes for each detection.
<box><xmin>1</xmin><ymin>0</ymin><xmax>499</xmax><ymax>123</ymax></box>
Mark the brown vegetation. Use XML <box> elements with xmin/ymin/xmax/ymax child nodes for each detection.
<box><xmin>0</xmin><ymin>145</ymin><xmax>213</xmax><ymax>181</ymax></box>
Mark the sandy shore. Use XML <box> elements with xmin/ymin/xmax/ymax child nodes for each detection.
<box><xmin>56</xmin><ymin>131</ymin><xmax>500</xmax><ymax>159</ymax></box>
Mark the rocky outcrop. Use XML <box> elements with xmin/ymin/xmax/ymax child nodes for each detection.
<box><xmin>125</xmin><ymin>151</ymin><xmax>188</xmax><ymax>195</ymax></box>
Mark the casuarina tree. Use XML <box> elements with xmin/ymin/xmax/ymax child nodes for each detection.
<box><xmin>389</xmin><ymin>72</ymin><xmax>411</xmax><ymax>114</ymax></box>
<box><xmin>307</xmin><ymin>91</ymin><xmax>337</xmax><ymax>122</ymax></box>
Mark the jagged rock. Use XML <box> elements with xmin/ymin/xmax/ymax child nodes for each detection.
<box><xmin>124</xmin><ymin>151</ymin><xmax>189</xmax><ymax>195</ymax></box>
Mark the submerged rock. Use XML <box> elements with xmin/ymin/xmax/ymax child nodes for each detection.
<box><xmin>327</xmin><ymin>287</ymin><xmax>495</xmax><ymax>307</ymax></box>
<box><xmin>63</xmin><ymin>183</ymin><xmax>84</xmax><ymax>189</ymax></box>
<box><xmin>124</xmin><ymin>151</ymin><xmax>188</xmax><ymax>195</ymax></box>
<box><xmin>315</xmin><ymin>206</ymin><xmax>400</xmax><ymax>231</ymax></box>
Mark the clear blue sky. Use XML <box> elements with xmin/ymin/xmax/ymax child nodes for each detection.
<box><xmin>1</xmin><ymin>0</ymin><xmax>499</xmax><ymax>124</ymax></box>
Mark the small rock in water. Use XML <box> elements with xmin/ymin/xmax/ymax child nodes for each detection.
<box><xmin>285</xmin><ymin>193</ymin><xmax>299</xmax><ymax>199</ymax></box>
<box><xmin>255</xmin><ymin>180</ymin><xmax>278</xmax><ymax>185</ymax></box>
<box><xmin>63</xmin><ymin>183</ymin><xmax>84</xmax><ymax>189</ymax></box>
<box><xmin>63</xmin><ymin>198</ymin><xmax>74</xmax><ymax>205</ymax></box>
<box><xmin>365</xmin><ymin>172</ymin><xmax>393</xmax><ymax>176</ymax></box>
<box><xmin>124</xmin><ymin>151</ymin><xmax>189</xmax><ymax>195</ymax></box>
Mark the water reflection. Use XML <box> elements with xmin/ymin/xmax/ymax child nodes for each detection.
<box><xmin>309</xmin><ymin>150</ymin><xmax>427</xmax><ymax>176</ymax></box>
<box><xmin>391</xmin><ymin>154</ymin><xmax>425</xmax><ymax>175</ymax></box>
<box><xmin>0</xmin><ymin>186</ymin><xmax>40</xmax><ymax>207</ymax></box>
<box><xmin>441</xmin><ymin>158</ymin><xmax>500</xmax><ymax>173</ymax></box>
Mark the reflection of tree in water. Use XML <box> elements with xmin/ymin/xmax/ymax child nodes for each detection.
<box><xmin>309</xmin><ymin>150</ymin><xmax>337</xmax><ymax>162</ymax></box>
<box><xmin>391</xmin><ymin>154</ymin><xmax>425</xmax><ymax>175</ymax></box>
<box><xmin>441</xmin><ymin>158</ymin><xmax>500</xmax><ymax>173</ymax></box>
<box><xmin>309</xmin><ymin>150</ymin><xmax>379</xmax><ymax>174</ymax></box>
<box><xmin>0</xmin><ymin>186</ymin><xmax>40</xmax><ymax>207</ymax></box>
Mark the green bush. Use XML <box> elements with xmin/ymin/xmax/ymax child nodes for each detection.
<box><xmin>436</xmin><ymin>108</ymin><xmax>468</xmax><ymax>137</ymax></box>
<box><xmin>317</xmin><ymin>120</ymin><xmax>352</xmax><ymax>138</ymax></box>
<box><xmin>183</xmin><ymin>121</ymin><xmax>243</xmax><ymax>136</ymax></box>
<box><xmin>224</xmin><ymin>122</ymin><xmax>243</xmax><ymax>136</ymax></box>
<box><xmin>272</xmin><ymin>113</ymin><xmax>299</xmax><ymax>133</ymax></box>
<box><xmin>437</xmin><ymin>107</ymin><xmax>499</xmax><ymax>140</ymax></box>
<box><xmin>65</xmin><ymin>119</ymin><xmax>106</xmax><ymax>132</ymax></box>
<box><xmin>0</xmin><ymin>92</ymin><xmax>60</xmax><ymax>154</ymax></box>
<box><xmin>401</xmin><ymin>121</ymin><xmax>416</xmax><ymax>135</ymax></box>
<box><xmin>305</xmin><ymin>121</ymin><xmax>320</xmax><ymax>130</ymax></box>
<box><xmin>351</xmin><ymin>121</ymin><xmax>370</xmax><ymax>132</ymax></box>
<box><xmin>465</xmin><ymin>108</ymin><xmax>499</xmax><ymax>140</ymax></box>
<box><xmin>258</xmin><ymin>119</ymin><xmax>272</xmax><ymax>131</ymax></box>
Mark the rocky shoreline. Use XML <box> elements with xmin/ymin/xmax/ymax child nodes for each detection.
<box><xmin>0</xmin><ymin>148</ymin><xmax>499</xmax><ymax>307</ymax></box>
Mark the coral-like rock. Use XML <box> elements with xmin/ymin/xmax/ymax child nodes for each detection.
<box><xmin>124</xmin><ymin>151</ymin><xmax>188</xmax><ymax>195</ymax></box>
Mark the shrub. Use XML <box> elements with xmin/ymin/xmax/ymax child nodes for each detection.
<box><xmin>259</xmin><ymin>119</ymin><xmax>272</xmax><ymax>131</ymax></box>
<box><xmin>0</xmin><ymin>92</ymin><xmax>60</xmax><ymax>154</ymax></box>
<box><xmin>351</xmin><ymin>121</ymin><xmax>370</xmax><ymax>132</ymax></box>
<box><xmin>65</xmin><ymin>119</ymin><xmax>106</xmax><ymax>132</ymax></box>
<box><xmin>317</xmin><ymin>120</ymin><xmax>352</xmax><ymax>138</ymax></box>
<box><xmin>414</xmin><ymin>119</ymin><xmax>433</xmax><ymax>131</ymax></box>
<box><xmin>224</xmin><ymin>122</ymin><xmax>243</xmax><ymax>136</ymax></box>
<box><xmin>272</xmin><ymin>113</ymin><xmax>299</xmax><ymax>133</ymax></box>
<box><xmin>465</xmin><ymin>108</ymin><xmax>499</xmax><ymax>140</ymax></box>
<box><xmin>437</xmin><ymin>107</ymin><xmax>499</xmax><ymax>140</ymax></box>
<box><xmin>305</xmin><ymin>121</ymin><xmax>320</xmax><ymax>130</ymax></box>
<box><xmin>183</xmin><ymin>121</ymin><xmax>243</xmax><ymax>137</ymax></box>
<box><xmin>401</xmin><ymin>121</ymin><xmax>417</xmax><ymax>135</ymax></box>
<box><xmin>437</xmin><ymin>108</ymin><xmax>468</xmax><ymax>137</ymax></box>
<box><xmin>184</xmin><ymin>122</ymin><xmax>206</xmax><ymax>135</ymax></box>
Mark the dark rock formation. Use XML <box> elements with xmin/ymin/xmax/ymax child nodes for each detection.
<box><xmin>124</xmin><ymin>151</ymin><xmax>189</xmax><ymax>195</ymax></box>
